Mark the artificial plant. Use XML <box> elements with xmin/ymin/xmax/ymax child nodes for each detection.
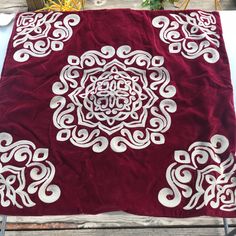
<box><xmin>142</xmin><ymin>0</ymin><xmax>222</xmax><ymax>10</ymax></box>
<box><xmin>40</xmin><ymin>0</ymin><xmax>85</xmax><ymax>11</ymax></box>
<box><xmin>142</xmin><ymin>0</ymin><xmax>178</xmax><ymax>10</ymax></box>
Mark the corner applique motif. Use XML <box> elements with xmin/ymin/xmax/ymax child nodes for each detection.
<box><xmin>13</xmin><ymin>12</ymin><xmax>80</xmax><ymax>62</ymax></box>
<box><xmin>152</xmin><ymin>11</ymin><xmax>220</xmax><ymax>63</ymax></box>
<box><xmin>0</xmin><ymin>132</ymin><xmax>61</xmax><ymax>208</ymax></box>
<box><xmin>158</xmin><ymin>134</ymin><xmax>236</xmax><ymax>211</ymax></box>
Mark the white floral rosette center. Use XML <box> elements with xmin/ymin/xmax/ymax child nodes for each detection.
<box><xmin>50</xmin><ymin>45</ymin><xmax>177</xmax><ymax>153</ymax></box>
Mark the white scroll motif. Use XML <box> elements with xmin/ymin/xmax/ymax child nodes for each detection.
<box><xmin>13</xmin><ymin>12</ymin><xmax>80</xmax><ymax>62</ymax></box>
<box><xmin>0</xmin><ymin>132</ymin><xmax>61</xmax><ymax>208</ymax></box>
<box><xmin>152</xmin><ymin>11</ymin><xmax>220</xmax><ymax>63</ymax></box>
<box><xmin>158</xmin><ymin>134</ymin><xmax>236</xmax><ymax>211</ymax></box>
<box><xmin>50</xmin><ymin>45</ymin><xmax>177</xmax><ymax>153</ymax></box>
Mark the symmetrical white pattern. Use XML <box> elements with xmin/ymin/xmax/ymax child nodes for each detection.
<box><xmin>0</xmin><ymin>132</ymin><xmax>61</xmax><ymax>208</ymax></box>
<box><xmin>50</xmin><ymin>45</ymin><xmax>177</xmax><ymax>153</ymax></box>
<box><xmin>13</xmin><ymin>12</ymin><xmax>80</xmax><ymax>62</ymax></box>
<box><xmin>158</xmin><ymin>134</ymin><xmax>236</xmax><ymax>211</ymax></box>
<box><xmin>152</xmin><ymin>11</ymin><xmax>220</xmax><ymax>63</ymax></box>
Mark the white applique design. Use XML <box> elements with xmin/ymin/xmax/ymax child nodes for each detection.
<box><xmin>50</xmin><ymin>45</ymin><xmax>177</xmax><ymax>153</ymax></box>
<box><xmin>158</xmin><ymin>134</ymin><xmax>236</xmax><ymax>211</ymax></box>
<box><xmin>13</xmin><ymin>12</ymin><xmax>80</xmax><ymax>62</ymax></box>
<box><xmin>152</xmin><ymin>11</ymin><xmax>220</xmax><ymax>63</ymax></box>
<box><xmin>0</xmin><ymin>132</ymin><xmax>61</xmax><ymax>208</ymax></box>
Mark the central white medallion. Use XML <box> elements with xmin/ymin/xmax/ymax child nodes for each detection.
<box><xmin>50</xmin><ymin>45</ymin><xmax>177</xmax><ymax>153</ymax></box>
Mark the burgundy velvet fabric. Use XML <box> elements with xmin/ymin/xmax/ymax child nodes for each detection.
<box><xmin>0</xmin><ymin>9</ymin><xmax>235</xmax><ymax>217</ymax></box>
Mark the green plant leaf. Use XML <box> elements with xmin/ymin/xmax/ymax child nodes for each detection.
<box><xmin>142</xmin><ymin>0</ymin><xmax>180</xmax><ymax>10</ymax></box>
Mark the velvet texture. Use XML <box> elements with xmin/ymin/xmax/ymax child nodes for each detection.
<box><xmin>0</xmin><ymin>9</ymin><xmax>235</xmax><ymax>217</ymax></box>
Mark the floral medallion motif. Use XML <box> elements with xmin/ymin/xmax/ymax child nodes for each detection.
<box><xmin>158</xmin><ymin>134</ymin><xmax>236</xmax><ymax>211</ymax></box>
<box><xmin>0</xmin><ymin>132</ymin><xmax>61</xmax><ymax>208</ymax></box>
<box><xmin>13</xmin><ymin>12</ymin><xmax>80</xmax><ymax>62</ymax></box>
<box><xmin>50</xmin><ymin>45</ymin><xmax>176</xmax><ymax>153</ymax></box>
<box><xmin>152</xmin><ymin>11</ymin><xmax>220</xmax><ymax>63</ymax></box>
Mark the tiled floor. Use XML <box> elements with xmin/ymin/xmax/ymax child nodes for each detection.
<box><xmin>84</xmin><ymin>0</ymin><xmax>236</xmax><ymax>11</ymax></box>
<box><xmin>165</xmin><ymin>0</ymin><xmax>236</xmax><ymax>10</ymax></box>
<box><xmin>0</xmin><ymin>0</ymin><xmax>236</xmax><ymax>12</ymax></box>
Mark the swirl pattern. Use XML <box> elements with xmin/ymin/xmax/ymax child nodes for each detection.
<box><xmin>0</xmin><ymin>132</ymin><xmax>61</xmax><ymax>208</ymax></box>
<box><xmin>13</xmin><ymin>12</ymin><xmax>80</xmax><ymax>62</ymax></box>
<box><xmin>152</xmin><ymin>11</ymin><xmax>220</xmax><ymax>63</ymax></box>
<box><xmin>50</xmin><ymin>45</ymin><xmax>177</xmax><ymax>153</ymax></box>
<box><xmin>158</xmin><ymin>134</ymin><xmax>236</xmax><ymax>211</ymax></box>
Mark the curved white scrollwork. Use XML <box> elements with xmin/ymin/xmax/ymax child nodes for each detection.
<box><xmin>50</xmin><ymin>45</ymin><xmax>177</xmax><ymax>153</ymax></box>
<box><xmin>13</xmin><ymin>12</ymin><xmax>80</xmax><ymax>62</ymax></box>
<box><xmin>0</xmin><ymin>132</ymin><xmax>61</xmax><ymax>208</ymax></box>
<box><xmin>152</xmin><ymin>11</ymin><xmax>220</xmax><ymax>63</ymax></box>
<box><xmin>158</xmin><ymin>134</ymin><xmax>236</xmax><ymax>211</ymax></box>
